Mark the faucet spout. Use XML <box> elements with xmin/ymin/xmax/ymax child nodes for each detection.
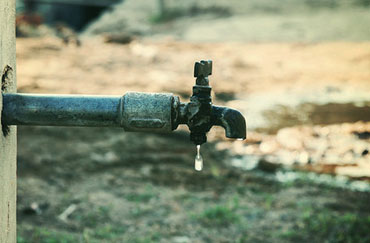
<box><xmin>211</xmin><ymin>106</ymin><xmax>246</xmax><ymax>140</ymax></box>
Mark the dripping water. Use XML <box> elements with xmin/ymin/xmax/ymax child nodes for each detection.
<box><xmin>195</xmin><ymin>145</ymin><xmax>203</xmax><ymax>171</ymax></box>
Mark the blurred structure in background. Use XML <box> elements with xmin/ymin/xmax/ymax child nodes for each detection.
<box><xmin>17</xmin><ymin>0</ymin><xmax>119</xmax><ymax>30</ymax></box>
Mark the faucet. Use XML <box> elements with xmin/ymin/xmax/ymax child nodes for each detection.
<box><xmin>173</xmin><ymin>60</ymin><xmax>246</xmax><ymax>145</ymax></box>
<box><xmin>1</xmin><ymin>60</ymin><xmax>246</xmax><ymax>145</ymax></box>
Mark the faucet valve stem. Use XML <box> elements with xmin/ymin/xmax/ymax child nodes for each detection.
<box><xmin>188</xmin><ymin>60</ymin><xmax>213</xmax><ymax>145</ymax></box>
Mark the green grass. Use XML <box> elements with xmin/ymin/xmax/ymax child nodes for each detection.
<box><xmin>18</xmin><ymin>228</ymin><xmax>78</xmax><ymax>243</ymax></box>
<box><xmin>125</xmin><ymin>192</ymin><xmax>156</xmax><ymax>203</ymax></box>
<box><xmin>282</xmin><ymin>208</ymin><xmax>370</xmax><ymax>242</ymax></box>
<box><xmin>72</xmin><ymin>205</ymin><xmax>111</xmax><ymax>228</ymax></box>
<box><xmin>129</xmin><ymin>232</ymin><xmax>162</xmax><ymax>243</ymax></box>
<box><xmin>196</xmin><ymin>200</ymin><xmax>240</xmax><ymax>227</ymax></box>
<box><xmin>262</xmin><ymin>194</ymin><xmax>276</xmax><ymax>210</ymax></box>
<box><xmin>17</xmin><ymin>167</ymin><xmax>370</xmax><ymax>242</ymax></box>
<box><xmin>303</xmin><ymin>211</ymin><xmax>370</xmax><ymax>242</ymax></box>
<box><xmin>92</xmin><ymin>224</ymin><xmax>126</xmax><ymax>240</ymax></box>
<box><xmin>130</xmin><ymin>205</ymin><xmax>154</xmax><ymax>218</ymax></box>
<box><xmin>125</xmin><ymin>185</ymin><xmax>157</xmax><ymax>203</ymax></box>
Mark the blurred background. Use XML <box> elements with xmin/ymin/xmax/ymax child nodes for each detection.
<box><xmin>15</xmin><ymin>0</ymin><xmax>370</xmax><ymax>242</ymax></box>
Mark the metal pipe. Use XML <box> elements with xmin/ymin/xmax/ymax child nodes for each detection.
<box><xmin>2</xmin><ymin>93</ymin><xmax>122</xmax><ymax>127</ymax></box>
<box><xmin>1</xmin><ymin>92</ymin><xmax>175</xmax><ymax>133</ymax></box>
<box><xmin>25</xmin><ymin>0</ymin><xmax>119</xmax><ymax>7</ymax></box>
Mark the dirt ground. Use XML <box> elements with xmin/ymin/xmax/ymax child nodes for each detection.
<box><xmin>14</xmin><ymin>37</ymin><xmax>370</xmax><ymax>242</ymax></box>
<box><xmin>16</xmin><ymin>38</ymin><xmax>370</xmax><ymax>108</ymax></box>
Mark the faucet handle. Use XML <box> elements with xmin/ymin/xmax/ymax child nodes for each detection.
<box><xmin>194</xmin><ymin>60</ymin><xmax>212</xmax><ymax>79</ymax></box>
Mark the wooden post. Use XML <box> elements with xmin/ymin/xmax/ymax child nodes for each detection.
<box><xmin>0</xmin><ymin>0</ymin><xmax>17</xmax><ymax>242</ymax></box>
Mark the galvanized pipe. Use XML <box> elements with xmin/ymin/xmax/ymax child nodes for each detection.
<box><xmin>1</xmin><ymin>89</ymin><xmax>246</xmax><ymax>140</ymax></box>
<box><xmin>2</xmin><ymin>93</ymin><xmax>122</xmax><ymax>127</ymax></box>
<box><xmin>1</xmin><ymin>92</ymin><xmax>176</xmax><ymax>133</ymax></box>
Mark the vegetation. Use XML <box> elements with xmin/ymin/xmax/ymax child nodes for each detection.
<box><xmin>17</xmin><ymin>172</ymin><xmax>370</xmax><ymax>242</ymax></box>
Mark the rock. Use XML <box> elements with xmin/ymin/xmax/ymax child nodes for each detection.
<box><xmin>296</xmin><ymin>151</ymin><xmax>310</xmax><ymax>164</ymax></box>
<box><xmin>259</xmin><ymin>139</ymin><xmax>278</xmax><ymax>153</ymax></box>
<box><xmin>257</xmin><ymin>157</ymin><xmax>281</xmax><ymax>173</ymax></box>
<box><xmin>90</xmin><ymin>151</ymin><xmax>118</xmax><ymax>163</ymax></box>
<box><xmin>276</xmin><ymin>127</ymin><xmax>304</xmax><ymax>150</ymax></box>
<box><xmin>341</xmin><ymin>151</ymin><xmax>356</xmax><ymax>164</ymax></box>
<box><xmin>22</xmin><ymin>202</ymin><xmax>48</xmax><ymax>215</ymax></box>
<box><xmin>275</xmin><ymin>150</ymin><xmax>297</xmax><ymax>166</ymax></box>
<box><xmin>103</xmin><ymin>33</ymin><xmax>134</xmax><ymax>44</ymax></box>
<box><xmin>58</xmin><ymin>204</ymin><xmax>77</xmax><ymax>223</ymax></box>
<box><xmin>322</xmin><ymin>150</ymin><xmax>341</xmax><ymax>165</ymax></box>
<box><xmin>230</xmin><ymin>155</ymin><xmax>259</xmax><ymax>170</ymax></box>
<box><xmin>172</xmin><ymin>236</ymin><xmax>190</xmax><ymax>243</ymax></box>
<box><xmin>362</xmin><ymin>149</ymin><xmax>369</xmax><ymax>156</ymax></box>
<box><xmin>353</xmin><ymin>131</ymin><xmax>370</xmax><ymax>140</ymax></box>
<box><xmin>335</xmin><ymin>166</ymin><xmax>370</xmax><ymax>179</ymax></box>
<box><xmin>140</xmin><ymin>165</ymin><xmax>153</xmax><ymax>176</ymax></box>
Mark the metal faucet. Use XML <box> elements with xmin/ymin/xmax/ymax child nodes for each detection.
<box><xmin>1</xmin><ymin>60</ymin><xmax>246</xmax><ymax>144</ymax></box>
<box><xmin>174</xmin><ymin>60</ymin><xmax>246</xmax><ymax>145</ymax></box>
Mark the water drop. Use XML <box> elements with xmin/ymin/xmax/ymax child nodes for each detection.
<box><xmin>195</xmin><ymin>145</ymin><xmax>203</xmax><ymax>171</ymax></box>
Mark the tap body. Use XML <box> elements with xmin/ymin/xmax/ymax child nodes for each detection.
<box><xmin>174</xmin><ymin>60</ymin><xmax>246</xmax><ymax>145</ymax></box>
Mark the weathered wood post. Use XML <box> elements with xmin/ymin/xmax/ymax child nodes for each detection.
<box><xmin>0</xmin><ymin>0</ymin><xmax>17</xmax><ymax>242</ymax></box>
